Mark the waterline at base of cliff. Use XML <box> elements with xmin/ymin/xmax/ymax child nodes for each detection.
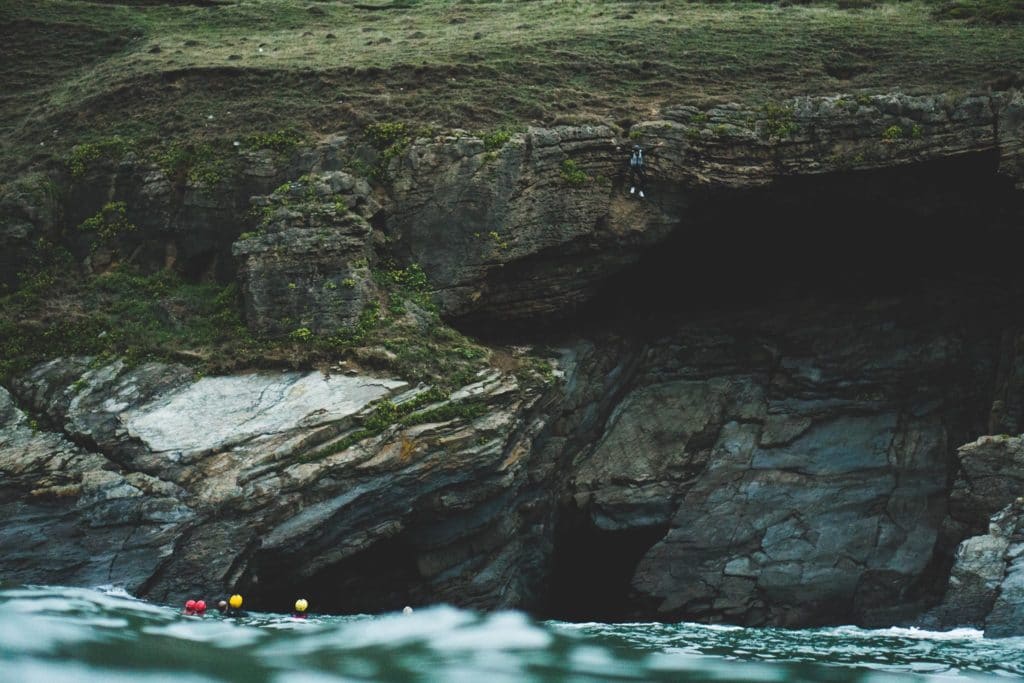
<box><xmin>1</xmin><ymin>585</ymin><xmax>1021</xmax><ymax>682</ymax></box>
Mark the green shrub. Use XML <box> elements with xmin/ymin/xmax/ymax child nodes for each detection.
<box><xmin>244</xmin><ymin>129</ymin><xmax>304</xmax><ymax>153</ymax></box>
<box><xmin>759</xmin><ymin>102</ymin><xmax>798</xmax><ymax>140</ymax></box>
<box><xmin>481</xmin><ymin>128</ymin><xmax>512</xmax><ymax>152</ymax></box>
<box><xmin>289</xmin><ymin>327</ymin><xmax>313</xmax><ymax>342</ymax></box>
<box><xmin>560</xmin><ymin>159</ymin><xmax>590</xmax><ymax>186</ymax></box>
<box><xmin>154</xmin><ymin>140</ymin><xmax>235</xmax><ymax>188</ymax></box>
<box><xmin>78</xmin><ymin>201</ymin><xmax>135</xmax><ymax>241</ymax></box>
<box><xmin>882</xmin><ymin>124</ymin><xmax>904</xmax><ymax>141</ymax></box>
<box><xmin>67</xmin><ymin>137</ymin><xmax>131</xmax><ymax>178</ymax></box>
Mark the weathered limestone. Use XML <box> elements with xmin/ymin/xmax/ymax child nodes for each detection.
<box><xmin>1</xmin><ymin>358</ymin><xmax>552</xmax><ymax>609</ymax></box>
<box><xmin>0</xmin><ymin>386</ymin><xmax>194</xmax><ymax>590</ymax></box>
<box><xmin>232</xmin><ymin>171</ymin><xmax>382</xmax><ymax>335</ymax></box>
<box><xmin>375</xmin><ymin>90</ymin><xmax>1024</xmax><ymax>325</ymax></box>
<box><xmin>569</xmin><ymin>296</ymin><xmax>990</xmax><ymax>627</ymax></box>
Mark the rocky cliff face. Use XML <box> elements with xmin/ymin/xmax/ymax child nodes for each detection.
<box><xmin>3</xmin><ymin>88</ymin><xmax>1024</xmax><ymax>633</ymax></box>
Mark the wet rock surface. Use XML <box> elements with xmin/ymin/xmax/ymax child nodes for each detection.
<box><xmin>568</xmin><ymin>293</ymin><xmax>999</xmax><ymax>627</ymax></box>
<box><xmin>923</xmin><ymin>435</ymin><xmax>1024</xmax><ymax>636</ymax></box>
<box><xmin>925</xmin><ymin>499</ymin><xmax>1024</xmax><ymax>637</ymax></box>
<box><xmin>1</xmin><ymin>358</ymin><xmax>555</xmax><ymax>610</ymax></box>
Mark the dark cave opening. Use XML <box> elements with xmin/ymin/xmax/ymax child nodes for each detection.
<box><xmin>545</xmin><ymin>505</ymin><xmax>669</xmax><ymax>622</ymax></box>
<box><xmin>238</xmin><ymin>535</ymin><xmax>421</xmax><ymax>615</ymax></box>
<box><xmin>460</xmin><ymin>151</ymin><xmax>1024</xmax><ymax>341</ymax></box>
<box><xmin>611</xmin><ymin>151</ymin><xmax>1024</xmax><ymax>319</ymax></box>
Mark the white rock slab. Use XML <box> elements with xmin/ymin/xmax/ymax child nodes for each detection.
<box><xmin>123</xmin><ymin>372</ymin><xmax>406</xmax><ymax>456</ymax></box>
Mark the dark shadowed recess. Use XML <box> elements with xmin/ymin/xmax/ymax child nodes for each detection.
<box><xmin>468</xmin><ymin>150</ymin><xmax>1024</xmax><ymax>341</ymax></box>
<box><xmin>236</xmin><ymin>536</ymin><xmax>420</xmax><ymax>615</ymax></box>
<box><xmin>602</xmin><ymin>151</ymin><xmax>1024</xmax><ymax>331</ymax></box>
<box><xmin>546</xmin><ymin>506</ymin><xmax>669</xmax><ymax>622</ymax></box>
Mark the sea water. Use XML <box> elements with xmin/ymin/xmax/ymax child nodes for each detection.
<box><xmin>0</xmin><ymin>585</ymin><xmax>1021</xmax><ymax>682</ymax></box>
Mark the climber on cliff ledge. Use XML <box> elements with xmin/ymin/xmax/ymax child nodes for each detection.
<box><xmin>627</xmin><ymin>141</ymin><xmax>664</xmax><ymax>199</ymax></box>
<box><xmin>628</xmin><ymin>144</ymin><xmax>647</xmax><ymax>199</ymax></box>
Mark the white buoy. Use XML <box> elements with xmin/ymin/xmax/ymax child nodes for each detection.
<box><xmin>402</xmin><ymin>606</ymin><xmax>413</xmax><ymax>615</ymax></box>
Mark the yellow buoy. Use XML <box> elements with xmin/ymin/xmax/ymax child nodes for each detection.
<box><xmin>294</xmin><ymin>598</ymin><xmax>308</xmax><ymax>613</ymax></box>
<box><xmin>229</xmin><ymin>594</ymin><xmax>243</xmax><ymax>609</ymax></box>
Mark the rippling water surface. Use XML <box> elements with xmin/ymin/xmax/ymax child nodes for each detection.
<box><xmin>1</xmin><ymin>586</ymin><xmax>1021</xmax><ymax>682</ymax></box>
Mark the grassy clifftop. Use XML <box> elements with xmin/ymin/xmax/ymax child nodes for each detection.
<box><xmin>2</xmin><ymin>0</ymin><xmax>1023</xmax><ymax>175</ymax></box>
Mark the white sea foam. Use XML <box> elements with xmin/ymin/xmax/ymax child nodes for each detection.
<box><xmin>822</xmin><ymin>625</ymin><xmax>985</xmax><ymax>641</ymax></box>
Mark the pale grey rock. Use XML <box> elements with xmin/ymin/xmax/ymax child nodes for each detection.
<box><xmin>925</xmin><ymin>500</ymin><xmax>1024</xmax><ymax>636</ymax></box>
<box><xmin>123</xmin><ymin>371</ymin><xmax>406</xmax><ymax>456</ymax></box>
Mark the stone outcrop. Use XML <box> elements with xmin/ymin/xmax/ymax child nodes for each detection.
<box><xmin>568</xmin><ymin>294</ymin><xmax>997</xmax><ymax>627</ymax></box>
<box><xmin>948</xmin><ymin>435</ymin><xmax>1024</xmax><ymax>534</ymax></box>
<box><xmin>924</xmin><ymin>436</ymin><xmax>1024</xmax><ymax>635</ymax></box>
<box><xmin>233</xmin><ymin>171</ymin><xmax>381</xmax><ymax>335</ymax></box>
<box><xmin>4</xmin><ymin>87</ymin><xmax>1024</xmax><ymax>629</ymax></box>
<box><xmin>375</xmin><ymin>90</ymin><xmax>1024</xmax><ymax>326</ymax></box>
<box><xmin>924</xmin><ymin>500</ymin><xmax>1024</xmax><ymax>637</ymax></box>
<box><xmin>0</xmin><ymin>356</ymin><xmax>554</xmax><ymax>611</ymax></box>
<box><xmin>0</xmin><ymin>385</ymin><xmax>194</xmax><ymax>589</ymax></box>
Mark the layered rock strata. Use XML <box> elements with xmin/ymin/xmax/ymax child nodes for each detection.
<box><xmin>3</xmin><ymin>88</ymin><xmax>1024</xmax><ymax>630</ymax></box>
<box><xmin>0</xmin><ymin>357</ymin><xmax>552</xmax><ymax>610</ymax></box>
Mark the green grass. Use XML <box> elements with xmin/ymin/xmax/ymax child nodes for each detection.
<box><xmin>0</xmin><ymin>262</ymin><xmax>259</xmax><ymax>381</ymax></box>
<box><xmin>1</xmin><ymin>0</ymin><xmax>1022</xmax><ymax>177</ymax></box>
<box><xmin>0</xmin><ymin>255</ymin><xmax>499</xmax><ymax>386</ymax></box>
<box><xmin>1</xmin><ymin>0</ymin><xmax>1019</xmax><ymax>387</ymax></box>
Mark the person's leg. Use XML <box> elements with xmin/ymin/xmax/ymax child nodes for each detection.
<box><xmin>638</xmin><ymin>167</ymin><xmax>647</xmax><ymax>198</ymax></box>
<box><xmin>629</xmin><ymin>167</ymin><xmax>636</xmax><ymax>194</ymax></box>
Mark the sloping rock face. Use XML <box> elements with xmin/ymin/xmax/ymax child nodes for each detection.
<box><xmin>924</xmin><ymin>499</ymin><xmax>1024</xmax><ymax>637</ymax></box>
<box><xmin>0</xmin><ymin>385</ymin><xmax>194</xmax><ymax>589</ymax></box>
<box><xmin>1</xmin><ymin>357</ymin><xmax>555</xmax><ymax>611</ymax></box>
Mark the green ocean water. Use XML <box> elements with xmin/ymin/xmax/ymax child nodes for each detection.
<box><xmin>0</xmin><ymin>586</ymin><xmax>1020</xmax><ymax>682</ymax></box>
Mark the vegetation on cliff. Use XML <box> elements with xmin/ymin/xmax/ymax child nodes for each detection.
<box><xmin>2</xmin><ymin>0</ymin><xmax>1023</xmax><ymax>176</ymax></box>
<box><xmin>1</xmin><ymin>0</ymin><xmax>1021</xmax><ymax>385</ymax></box>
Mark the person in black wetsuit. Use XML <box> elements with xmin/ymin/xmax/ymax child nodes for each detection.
<box><xmin>216</xmin><ymin>595</ymin><xmax>248</xmax><ymax>618</ymax></box>
<box><xmin>628</xmin><ymin>144</ymin><xmax>647</xmax><ymax>199</ymax></box>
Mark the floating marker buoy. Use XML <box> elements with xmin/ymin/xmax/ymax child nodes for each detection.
<box><xmin>403</xmin><ymin>606</ymin><xmax>413</xmax><ymax>615</ymax></box>
<box><xmin>230</xmin><ymin>594</ymin><xmax>243</xmax><ymax>609</ymax></box>
<box><xmin>294</xmin><ymin>598</ymin><xmax>308</xmax><ymax>613</ymax></box>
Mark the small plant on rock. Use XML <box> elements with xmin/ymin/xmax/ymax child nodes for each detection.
<box><xmin>78</xmin><ymin>201</ymin><xmax>135</xmax><ymax>241</ymax></box>
<box><xmin>481</xmin><ymin>128</ymin><xmax>512</xmax><ymax>152</ymax></box>
<box><xmin>560</xmin><ymin>159</ymin><xmax>590</xmax><ymax>186</ymax></box>
<box><xmin>882</xmin><ymin>125</ymin><xmax>904</xmax><ymax>141</ymax></box>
